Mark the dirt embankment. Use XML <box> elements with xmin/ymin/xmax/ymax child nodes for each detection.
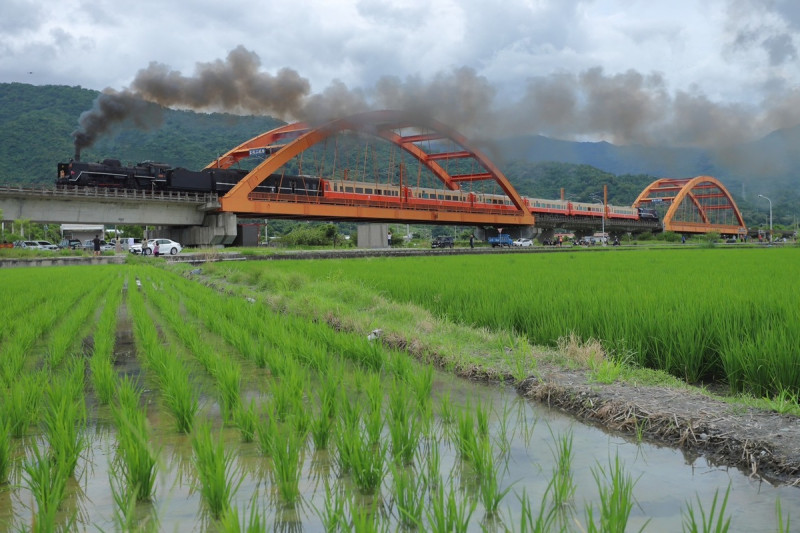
<box><xmin>513</xmin><ymin>364</ymin><xmax>800</xmax><ymax>486</ymax></box>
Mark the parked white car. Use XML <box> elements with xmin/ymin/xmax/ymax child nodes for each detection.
<box><xmin>14</xmin><ymin>240</ymin><xmax>43</xmax><ymax>249</ymax></box>
<box><xmin>36</xmin><ymin>240</ymin><xmax>59</xmax><ymax>250</ymax></box>
<box><xmin>141</xmin><ymin>238</ymin><xmax>183</xmax><ymax>255</ymax></box>
<box><xmin>513</xmin><ymin>238</ymin><xmax>533</xmax><ymax>247</ymax></box>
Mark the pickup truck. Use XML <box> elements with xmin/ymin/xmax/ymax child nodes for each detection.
<box><xmin>488</xmin><ymin>234</ymin><xmax>513</xmax><ymax>247</ymax></box>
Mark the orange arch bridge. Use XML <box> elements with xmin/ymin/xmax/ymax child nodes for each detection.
<box><xmin>209</xmin><ymin>110</ymin><xmax>535</xmax><ymax>226</ymax></box>
<box><xmin>633</xmin><ymin>176</ymin><xmax>747</xmax><ymax>236</ymax></box>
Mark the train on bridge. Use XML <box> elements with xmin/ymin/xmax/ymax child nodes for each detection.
<box><xmin>57</xmin><ymin>158</ymin><xmax>659</xmax><ymax>224</ymax></box>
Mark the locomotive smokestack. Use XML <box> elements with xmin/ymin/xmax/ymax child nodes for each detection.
<box><xmin>74</xmin><ymin>148</ymin><xmax>81</xmax><ymax>162</ymax></box>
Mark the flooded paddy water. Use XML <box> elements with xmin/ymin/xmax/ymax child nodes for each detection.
<box><xmin>1</xmin><ymin>369</ymin><xmax>798</xmax><ymax>532</ymax></box>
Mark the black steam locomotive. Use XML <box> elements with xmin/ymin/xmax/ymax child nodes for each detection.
<box><xmin>56</xmin><ymin>159</ymin><xmax>321</xmax><ymax>196</ymax></box>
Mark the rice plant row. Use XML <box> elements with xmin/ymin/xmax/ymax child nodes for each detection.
<box><xmin>127</xmin><ymin>275</ymin><xmax>199</xmax><ymax>433</ymax></box>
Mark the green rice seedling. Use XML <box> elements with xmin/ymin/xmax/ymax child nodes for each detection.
<box><xmin>585</xmin><ymin>454</ymin><xmax>644</xmax><ymax>533</ymax></box>
<box><xmin>112</xmin><ymin>399</ymin><xmax>158</xmax><ymax>502</ymax></box>
<box><xmin>348</xmin><ymin>491</ymin><xmax>388</xmax><ymax>533</ymax></box>
<box><xmin>43</xmin><ymin>380</ymin><xmax>87</xmax><ymax>477</ymax></box>
<box><xmin>270</xmin><ymin>424</ymin><xmax>305</xmax><ymax>507</ymax></box>
<box><xmin>218</xmin><ymin>492</ymin><xmax>268</xmax><ymax>533</ymax></box>
<box><xmin>519</xmin><ymin>487</ymin><xmax>557</xmax><ymax>533</ymax></box>
<box><xmin>550</xmin><ymin>431</ymin><xmax>576</xmax><ymax>509</ymax></box>
<box><xmin>425</xmin><ymin>478</ymin><xmax>476</xmax><ymax>533</ymax></box>
<box><xmin>350</xmin><ymin>430</ymin><xmax>387</xmax><ymax>495</ymax></box>
<box><xmin>438</xmin><ymin>391</ymin><xmax>455</xmax><ymax>426</ymax></box>
<box><xmin>364</xmin><ymin>373</ymin><xmax>384</xmax><ymax>414</ymax></box>
<box><xmin>776</xmin><ymin>499</ymin><xmax>791</xmax><ymax>533</ymax></box>
<box><xmin>515</xmin><ymin>403</ymin><xmax>538</xmax><ymax>450</ymax></box>
<box><xmin>333</xmin><ymin>422</ymin><xmax>357</xmax><ymax>477</ymax></box>
<box><xmin>388</xmin><ymin>408</ymin><xmax>420</xmax><ymax>466</ymax></box>
<box><xmin>116</xmin><ymin>375</ymin><xmax>143</xmax><ymax>413</ymax></box>
<box><xmin>46</xmin><ymin>290</ymin><xmax>101</xmax><ymax>369</ymax></box>
<box><xmin>216</xmin><ymin>362</ymin><xmax>242</xmax><ymax>422</ymax></box>
<box><xmin>409</xmin><ymin>364</ymin><xmax>434</xmax><ymax>413</ymax></box>
<box><xmin>161</xmin><ymin>358</ymin><xmax>199</xmax><ymax>433</ymax></box>
<box><xmin>453</xmin><ymin>406</ymin><xmax>477</xmax><ymax>461</ymax></box>
<box><xmin>682</xmin><ymin>485</ymin><xmax>731</xmax><ymax>533</ymax></box>
<box><xmin>291</xmin><ymin>400</ymin><xmax>312</xmax><ymax>437</ymax></box>
<box><xmin>108</xmin><ymin>454</ymin><xmax>159</xmax><ymax>533</ymax></box>
<box><xmin>313</xmin><ymin>479</ymin><xmax>346</xmax><ymax>532</ymax></box>
<box><xmin>364</xmin><ymin>403</ymin><xmax>384</xmax><ymax>448</ymax></box>
<box><xmin>420</xmin><ymin>437</ymin><xmax>442</xmax><ymax>490</ymax></box>
<box><xmin>0</xmin><ymin>420</ymin><xmax>10</xmax><ymax>485</ymax></box>
<box><xmin>2</xmin><ymin>372</ymin><xmax>44</xmax><ymax>438</ymax></box>
<box><xmin>310</xmin><ymin>406</ymin><xmax>335</xmax><ymax>451</ymax></box>
<box><xmin>391</xmin><ymin>463</ymin><xmax>425</xmax><ymax>528</ymax></box>
<box><xmin>234</xmin><ymin>398</ymin><xmax>258</xmax><ymax>443</ymax></box>
<box><xmin>23</xmin><ymin>438</ymin><xmax>72</xmax><ymax>532</ymax></box>
<box><xmin>192</xmin><ymin>422</ymin><xmax>243</xmax><ymax>520</ymax></box>
<box><xmin>469</xmin><ymin>432</ymin><xmax>513</xmax><ymax>517</ymax></box>
<box><xmin>89</xmin><ymin>351</ymin><xmax>117</xmax><ymax>405</ymax></box>
<box><xmin>494</xmin><ymin>400</ymin><xmax>513</xmax><ymax>459</ymax></box>
<box><xmin>256</xmin><ymin>408</ymin><xmax>278</xmax><ymax>457</ymax></box>
<box><xmin>475</xmin><ymin>400</ymin><xmax>490</xmax><ymax>438</ymax></box>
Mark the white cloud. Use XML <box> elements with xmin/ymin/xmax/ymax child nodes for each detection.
<box><xmin>3</xmin><ymin>0</ymin><xmax>800</xmax><ymax>145</ymax></box>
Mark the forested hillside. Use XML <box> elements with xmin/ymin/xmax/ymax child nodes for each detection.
<box><xmin>0</xmin><ymin>83</ymin><xmax>284</xmax><ymax>185</ymax></box>
<box><xmin>0</xmin><ymin>83</ymin><xmax>791</xmax><ymax>228</ymax></box>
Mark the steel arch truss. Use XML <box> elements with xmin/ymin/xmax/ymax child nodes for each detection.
<box><xmin>634</xmin><ymin>176</ymin><xmax>747</xmax><ymax>235</ymax></box>
<box><xmin>211</xmin><ymin>110</ymin><xmax>534</xmax><ymax>225</ymax></box>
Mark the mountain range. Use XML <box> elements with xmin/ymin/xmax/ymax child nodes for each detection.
<box><xmin>1</xmin><ymin>82</ymin><xmax>796</xmax><ymax>227</ymax></box>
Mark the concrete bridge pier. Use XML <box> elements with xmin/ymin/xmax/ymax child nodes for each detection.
<box><xmin>158</xmin><ymin>212</ymin><xmax>238</xmax><ymax>247</ymax></box>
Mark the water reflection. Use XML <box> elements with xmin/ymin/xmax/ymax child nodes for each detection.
<box><xmin>1</xmin><ymin>368</ymin><xmax>799</xmax><ymax>531</ymax></box>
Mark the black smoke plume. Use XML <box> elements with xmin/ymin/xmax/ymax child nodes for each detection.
<box><xmin>73</xmin><ymin>45</ymin><xmax>800</xmax><ymax>161</ymax></box>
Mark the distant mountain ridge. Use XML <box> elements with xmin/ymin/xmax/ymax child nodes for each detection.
<box><xmin>496</xmin><ymin>131</ymin><xmax>800</xmax><ymax>190</ymax></box>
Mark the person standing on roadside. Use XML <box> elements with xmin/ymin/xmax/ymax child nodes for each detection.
<box><xmin>92</xmin><ymin>234</ymin><xmax>101</xmax><ymax>256</ymax></box>
<box><xmin>153</xmin><ymin>241</ymin><xmax>160</xmax><ymax>257</ymax></box>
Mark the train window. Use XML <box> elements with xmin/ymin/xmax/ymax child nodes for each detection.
<box><xmin>365</xmin><ymin>189</ymin><xmax>373</xmax><ymax>194</ymax></box>
<box><xmin>355</xmin><ymin>187</ymin><xmax>363</xmax><ymax>193</ymax></box>
<box><xmin>345</xmin><ymin>187</ymin><xmax>353</xmax><ymax>193</ymax></box>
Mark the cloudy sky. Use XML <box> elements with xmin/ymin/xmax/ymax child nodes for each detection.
<box><xmin>3</xmin><ymin>0</ymin><xmax>800</xmax><ymax>147</ymax></box>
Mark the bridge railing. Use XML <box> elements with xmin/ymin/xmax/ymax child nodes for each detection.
<box><xmin>0</xmin><ymin>185</ymin><xmax>218</xmax><ymax>203</ymax></box>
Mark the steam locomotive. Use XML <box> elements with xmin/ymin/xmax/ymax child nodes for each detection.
<box><xmin>56</xmin><ymin>159</ymin><xmax>320</xmax><ymax>195</ymax></box>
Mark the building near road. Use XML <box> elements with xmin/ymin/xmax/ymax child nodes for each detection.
<box><xmin>60</xmin><ymin>224</ymin><xmax>105</xmax><ymax>245</ymax></box>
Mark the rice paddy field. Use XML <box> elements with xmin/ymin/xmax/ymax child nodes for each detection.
<box><xmin>0</xmin><ymin>248</ymin><xmax>798</xmax><ymax>532</ymax></box>
<box><xmin>235</xmin><ymin>247</ymin><xmax>800</xmax><ymax>398</ymax></box>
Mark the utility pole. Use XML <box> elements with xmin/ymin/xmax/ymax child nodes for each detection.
<box><xmin>758</xmin><ymin>194</ymin><xmax>772</xmax><ymax>242</ymax></box>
